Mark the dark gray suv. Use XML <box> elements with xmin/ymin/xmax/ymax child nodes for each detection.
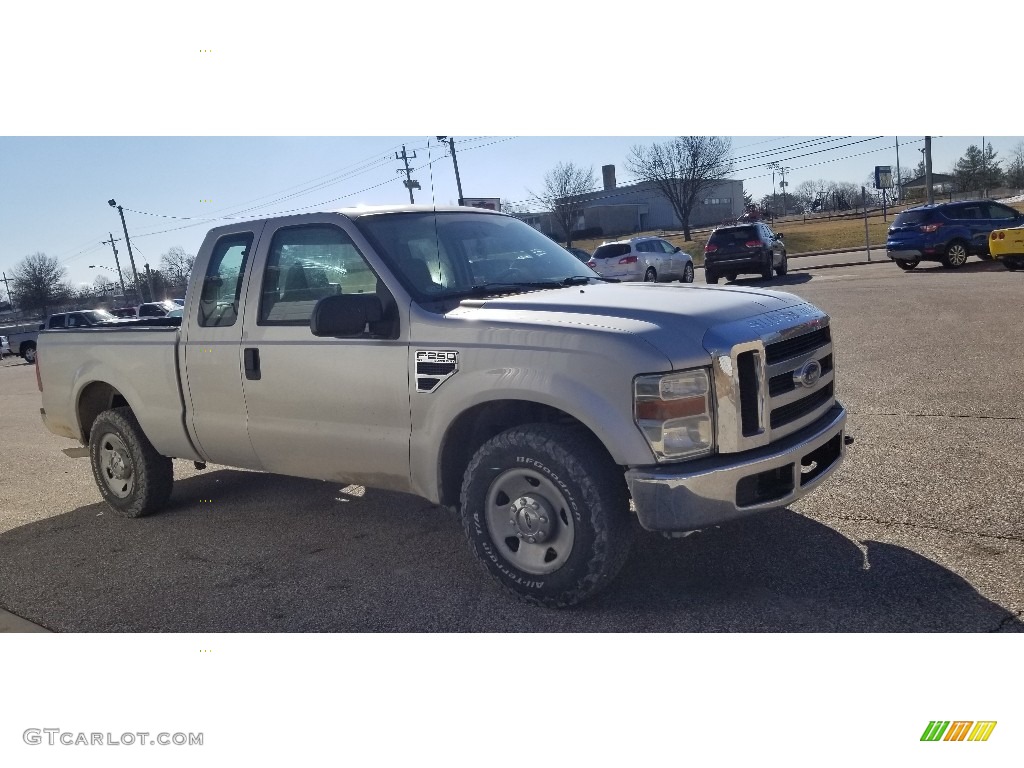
<box><xmin>703</xmin><ymin>222</ymin><xmax>788</xmax><ymax>284</ymax></box>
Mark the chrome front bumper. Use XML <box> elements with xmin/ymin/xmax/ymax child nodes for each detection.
<box><xmin>626</xmin><ymin>404</ymin><xmax>847</xmax><ymax>532</ymax></box>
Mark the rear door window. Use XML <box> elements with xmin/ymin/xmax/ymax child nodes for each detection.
<box><xmin>198</xmin><ymin>233</ymin><xmax>253</xmax><ymax>328</ymax></box>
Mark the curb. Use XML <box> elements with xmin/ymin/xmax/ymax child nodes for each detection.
<box><xmin>0</xmin><ymin>607</ymin><xmax>52</xmax><ymax>633</ymax></box>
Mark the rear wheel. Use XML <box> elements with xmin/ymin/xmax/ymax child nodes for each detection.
<box><xmin>459</xmin><ymin>424</ymin><xmax>633</xmax><ymax>607</ymax></box>
<box><xmin>776</xmin><ymin>251</ymin><xmax>788</xmax><ymax>276</ymax></box>
<box><xmin>978</xmin><ymin>251</ymin><xmax>993</xmax><ymax>261</ymax></box>
<box><xmin>22</xmin><ymin>343</ymin><xmax>36</xmax><ymax>364</ymax></box>
<box><xmin>895</xmin><ymin>259</ymin><xmax>919</xmax><ymax>271</ymax></box>
<box><xmin>1005</xmin><ymin>258</ymin><xmax>1021</xmax><ymax>271</ymax></box>
<box><xmin>644</xmin><ymin>267</ymin><xmax>657</xmax><ymax>282</ymax></box>
<box><xmin>89</xmin><ymin>407</ymin><xmax>173</xmax><ymax>517</ymax></box>
<box><xmin>726</xmin><ymin>273</ymin><xmax>738</xmax><ymax>282</ymax></box>
<box><xmin>761</xmin><ymin>254</ymin><xmax>773</xmax><ymax>280</ymax></box>
<box><xmin>942</xmin><ymin>241</ymin><xmax>969</xmax><ymax>268</ymax></box>
<box><xmin>682</xmin><ymin>263</ymin><xmax>694</xmax><ymax>283</ymax></box>
<box><xmin>705</xmin><ymin>270</ymin><xmax>719</xmax><ymax>285</ymax></box>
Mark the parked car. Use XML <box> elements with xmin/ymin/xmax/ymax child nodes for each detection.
<box><xmin>589</xmin><ymin>236</ymin><xmax>694</xmax><ymax>283</ymax></box>
<box><xmin>0</xmin><ymin>335</ymin><xmax>10</xmax><ymax>358</ymax></box>
<box><xmin>886</xmin><ymin>199</ymin><xmax>1024</xmax><ymax>270</ymax></box>
<box><xmin>703</xmin><ymin>222</ymin><xmax>788</xmax><ymax>284</ymax></box>
<box><xmin>166</xmin><ymin>306</ymin><xmax>184</xmax><ymax>318</ymax></box>
<box><xmin>7</xmin><ymin>309</ymin><xmax>116</xmax><ymax>362</ymax></box>
<box><xmin>172</xmin><ymin>298</ymin><xmax>186</xmax><ymax>307</ymax></box>
<box><xmin>989</xmin><ymin>224</ymin><xmax>1024</xmax><ymax>271</ymax></box>
<box><xmin>138</xmin><ymin>300</ymin><xmax>178</xmax><ymax>318</ymax></box>
<box><xmin>564</xmin><ymin>246</ymin><xmax>592</xmax><ymax>263</ymax></box>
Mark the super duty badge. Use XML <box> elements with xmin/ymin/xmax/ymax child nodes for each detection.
<box><xmin>415</xmin><ymin>350</ymin><xmax>459</xmax><ymax>393</ymax></box>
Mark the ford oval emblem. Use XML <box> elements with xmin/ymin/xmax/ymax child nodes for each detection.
<box><xmin>793</xmin><ymin>359</ymin><xmax>822</xmax><ymax>388</ymax></box>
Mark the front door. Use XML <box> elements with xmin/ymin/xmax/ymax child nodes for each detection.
<box><xmin>238</xmin><ymin>217</ymin><xmax>411</xmax><ymax>491</ymax></box>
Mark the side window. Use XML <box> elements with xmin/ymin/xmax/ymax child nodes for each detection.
<box><xmin>636</xmin><ymin>241</ymin><xmax>652</xmax><ymax>253</ymax></box>
<box><xmin>198</xmin><ymin>232</ymin><xmax>253</xmax><ymax>328</ymax></box>
<box><xmin>259</xmin><ymin>225</ymin><xmax>378</xmax><ymax>325</ymax></box>
<box><xmin>49</xmin><ymin>315</ymin><xmax>66</xmax><ymax>329</ymax></box>
<box><xmin>658</xmin><ymin>240</ymin><xmax>675</xmax><ymax>254</ymax></box>
<box><xmin>986</xmin><ymin>203</ymin><xmax>1018</xmax><ymax>221</ymax></box>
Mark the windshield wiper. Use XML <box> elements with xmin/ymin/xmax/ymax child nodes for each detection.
<box><xmin>444</xmin><ymin>275</ymin><xmax>616</xmax><ymax>300</ymax></box>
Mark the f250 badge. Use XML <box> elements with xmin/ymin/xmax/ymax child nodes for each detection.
<box><xmin>415</xmin><ymin>350</ymin><xmax>459</xmax><ymax>393</ymax></box>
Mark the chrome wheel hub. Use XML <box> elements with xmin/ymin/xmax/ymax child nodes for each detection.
<box><xmin>508</xmin><ymin>494</ymin><xmax>554</xmax><ymax>543</ymax></box>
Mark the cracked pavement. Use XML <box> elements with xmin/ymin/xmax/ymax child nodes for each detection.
<box><xmin>0</xmin><ymin>256</ymin><xmax>1021</xmax><ymax>631</ymax></box>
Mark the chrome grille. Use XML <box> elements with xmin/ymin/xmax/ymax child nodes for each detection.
<box><xmin>706</xmin><ymin>303</ymin><xmax>836</xmax><ymax>453</ymax></box>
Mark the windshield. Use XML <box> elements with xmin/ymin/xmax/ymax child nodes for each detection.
<box><xmin>354</xmin><ymin>212</ymin><xmax>599</xmax><ymax>300</ymax></box>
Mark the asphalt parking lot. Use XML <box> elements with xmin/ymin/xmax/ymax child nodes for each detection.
<box><xmin>1</xmin><ymin>253</ymin><xmax>1022</xmax><ymax>632</ymax></box>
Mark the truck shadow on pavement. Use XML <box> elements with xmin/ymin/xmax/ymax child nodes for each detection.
<box><xmin>0</xmin><ymin>468</ymin><xmax>1019</xmax><ymax>633</ymax></box>
<box><xmin>724</xmin><ymin>273</ymin><xmax>812</xmax><ymax>288</ymax></box>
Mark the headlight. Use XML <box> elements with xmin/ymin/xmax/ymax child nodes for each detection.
<box><xmin>634</xmin><ymin>368</ymin><xmax>715</xmax><ymax>462</ymax></box>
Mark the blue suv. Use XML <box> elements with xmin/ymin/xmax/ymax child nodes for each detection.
<box><xmin>886</xmin><ymin>199</ymin><xmax>1024</xmax><ymax>270</ymax></box>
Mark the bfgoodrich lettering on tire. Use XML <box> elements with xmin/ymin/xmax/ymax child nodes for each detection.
<box><xmin>459</xmin><ymin>424</ymin><xmax>633</xmax><ymax>607</ymax></box>
<box><xmin>89</xmin><ymin>407</ymin><xmax>173</xmax><ymax>517</ymax></box>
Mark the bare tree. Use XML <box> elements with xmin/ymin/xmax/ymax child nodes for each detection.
<box><xmin>160</xmin><ymin>246</ymin><xmax>196</xmax><ymax>289</ymax></box>
<box><xmin>530</xmin><ymin>162</ymin><xmax>596</xmax><ymax>247</ymax></box>
<box><xmin>11</xmin><ymin>252</ymin><xmax>72</xmax><ymax>315</ymax></box>
<box><xmin>1005</xmin><ymin>141</ymin><xmax>1024</xmax><ymax>189</ymax></box>
<box><xmin>627</xmin><ymin>136</ymin><xmax>733</xmax><ymax>240</ymax></box>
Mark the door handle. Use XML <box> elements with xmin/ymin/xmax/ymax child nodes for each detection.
<box><xmin>244</xmin><ymin>347</ymin><xmax>261</xmax><ymax>380</ymax></box>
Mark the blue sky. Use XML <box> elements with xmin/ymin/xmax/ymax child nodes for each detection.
<box><xmin>1</xmin><ymin>135</ymin><xmax>1021</xmax><ymax>289</ymax></box>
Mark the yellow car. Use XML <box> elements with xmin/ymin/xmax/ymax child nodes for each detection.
<box><xmin>989</xmin><ymin>225</ymin><xmax>1024</xmax><ymax>271</ymax></box>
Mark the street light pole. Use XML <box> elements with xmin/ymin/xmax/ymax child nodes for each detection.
<box><xmin>108</xmin><ymin>199</ymin><xmax>143</xmax><ymax>301</ymax></box>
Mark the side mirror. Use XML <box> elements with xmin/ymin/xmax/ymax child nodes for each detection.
<box><xmin>673</xmin><ymin>246</ymin><xmax>682</xmax><ymax>252</ymax></box>
<box><xmin>310</xmin><ymin>294</ymin><xmax>383</xmax><ymax>337</ymax></box>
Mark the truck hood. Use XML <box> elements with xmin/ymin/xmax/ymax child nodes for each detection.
<box><xmin>449</xmin><ymin>283</ymin><xmax>809</xmax><ymax>369</ymax></box>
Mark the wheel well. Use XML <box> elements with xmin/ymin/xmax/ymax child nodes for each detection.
<box><xmin>438</xmin><ymin>400</ymin><xmax>610</xmax><ymax>509</ymax></box>
<box><xmin>20</xmin><ymin>340</ymin><xmax>36</xmax><ymax>353</ymax></box>
<box><xmin>78</xmin><ymin>382</ymin><xmax>129</xmax><ymax>442</ymax></box>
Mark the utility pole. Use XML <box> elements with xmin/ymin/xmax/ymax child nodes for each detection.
<box><xmin>145</xmin><ymin>263</ymin><xmax>156</xmax><ymax>301</ymax></box>
<box><xmin>100</xmin><ymin>233</ymin><xmax>129</xmax><ymax>300</ymax></box>
<box><xmin>2</xmin><ymin>271</ymin><xmax>14</xmax><ymax>311</ymax></box>
<box><xmin>779</xmin><ymin>166</ymin><xmax>791</xmax><ymax>218</ymax></box>
<box><xmin>436</xmin><ymin>136</ymin><xmax>465</xmax><ymax>205</ymax></box>
<box><xmin>766</xmin><ymin>161</ymin><xmax>779</xmax><ymax>223</ymax></box>
<box><xmin>982</xmin><ymin>135</ymin><xmax>987</xmax><ymax>197</ymax></box>
<box><xmin>395</xmin><ymin>145</ymin><xmax>420</xmax><ymax>204</ymax></box>
<box><xmin>924</xmin><ymin>137</ymin><xmax>934</xmax><ymax>205</ymax></box>
<box><xmin>895</xmin><ymin>136</ymin><xmax>902</xmax><ymax>206</ymax></box>
<box><xmin>108</xmin><ymin>199</ymin><xmax>143</xmax><ymax>301</ymax></box>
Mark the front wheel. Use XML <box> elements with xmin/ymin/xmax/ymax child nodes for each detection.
<box><xmin>895</xmin><ymin>259</ymin><xmax>919</xmax><ymax>271</ymax></box>
<box><xmin>682</xmin><ymin>263</ymin><xmax>694</xmax><ymax>283</ymax></box>
<box><xmin>89</xmin><ymin>407</ymin><xmax>173</xmax><ymax>517</ymax></box>
<box><xmin>459</xmin><ymin>424</ymin><xmax>634</xmax><ymax>607</ymax></box>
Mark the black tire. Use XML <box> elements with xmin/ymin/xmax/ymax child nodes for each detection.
<box><xmin>459</xmin><ymin>424</ymin><xmax>633</xmax><ymax>608</ymax></box>
<box><xmin>895</xmin><ymin>259</ymin><xmax>919</xmax><ymax>271</ymax></box>
<box><xmin>978</xmin><ymin>251</ymin><xmax>993</xmax><ymax>261</ymax></box>
<box><xmin>726</xmin><ymin>273</ymin><xmax>738</xmax><ymax>282</ymax></box>
<box><xmin>22</xmin><ymin>343</ymin><xmax>36</xmax><ymax>364</ymax></box>
<box><xmin>705</xmin><ymin>270</ymin><xmax>719</xmax><ymax>285</ymax></box>
<box><xmin>89</xmin><ymin>407</ymin><xmax>173</xmax><ymax>517</ymax></box>
<box><xmin>942</xmin><ymin>240</ymin><xmax>969</xmax><ymax>269</ymax></box>
<box><xmin>1005</xmin><ymin>258</ymin><xmax>1021</xmax><ymax>271</ymax></box>
<box><xmin>776</xmin><ymin>251</ymin><xmax>788</xmax><ymax>276</ymax></box>
<box><xmin>644</xmin><ymin>267</ymin><xmax>657</xmax><ymax>283</ymax></box>
<box><xmin>682</xmin><ymin>262</ymin><xmax>694</xmax><ymax>283</ymax></box>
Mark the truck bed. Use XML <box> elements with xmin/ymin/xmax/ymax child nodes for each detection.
<box><xmin>37</xmin><ymin>323</ymin><xmax>200</xmax><ymax>461</ymax></box>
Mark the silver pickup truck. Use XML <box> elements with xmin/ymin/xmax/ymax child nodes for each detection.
<box><xmin>38</xmin><ymin>206</ymin><xmax>847</xmax><ymax>606</ymax></box>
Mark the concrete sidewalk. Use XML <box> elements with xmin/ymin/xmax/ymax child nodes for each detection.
<box><xmin>0</xmin><ymin>607</ymin><xmax>51</xmax><ymax>633</ymax></box>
